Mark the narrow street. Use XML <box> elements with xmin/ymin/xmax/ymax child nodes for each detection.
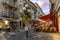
<box><xmin>0</xmin><ymin>0</ymin><xmax>60</xmax><ymax>40</ymax></box>
<box><xmin>0</xmin><ymin>29</ymin><xmax>60</xmax><ymax>40</ymax></box>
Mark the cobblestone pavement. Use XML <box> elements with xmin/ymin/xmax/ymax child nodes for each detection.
<box><xmin>34</xmin><ymin>32</ymin><xmax>60</xmax><ymax>40</ymax></box>
<box><xmin>0</xmin><ymin>32</ymin><xmax>6</xmax><ymax>40</ymax></box>
<box><xmin>0</xmin><ymin>30</ymin><xmax>60</xmax><ymax>40</ymax></box>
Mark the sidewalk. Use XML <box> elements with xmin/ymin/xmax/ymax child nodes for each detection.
<box><xmin>33</xmin><ymin>32</ymin><xmax>60</xmax><ymax>40</ymax></box>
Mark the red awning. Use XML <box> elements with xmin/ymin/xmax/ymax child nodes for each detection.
<box><xmin>38</xmin><ymin>14</ymin><xmax>51</xmax><ymax>22</ymax></box>
<box><xmin>30</xmin><ymin>19</ymin><xmax>40</xmax><ymax>24</ymax></box>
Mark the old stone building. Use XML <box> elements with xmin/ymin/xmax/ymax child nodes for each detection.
<box><xmin>49</xmin><ymin>0</ymin><xmax>60</xmax><ymax>32</ymax></box>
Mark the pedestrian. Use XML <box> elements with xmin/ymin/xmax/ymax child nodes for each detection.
<box><xmin>24</xmin><ymin>24</ymin><xmax>29</xmax><ymax>38</ymax></box>
<box><xmin>6</xmin><ymin>26</ymin><xmax>10</xmax><ymax>32</ymax></box>
<box><xmin>0</xmin><ymin>25</ymin><xmax>2</xmax><ymax>32</ymax></box>
<box><xmin>23</xmin><ymin>23</ymin><xmax>25</xmax><ymax>28</ymax></box>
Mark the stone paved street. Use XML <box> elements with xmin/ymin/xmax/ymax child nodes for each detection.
<box><xmin>0</xmin><ymin>29</ymin><xmax>60</xmax><ymax>40</ymax></box>
<box><xmin>34</xmin><ymin>32</ymin><xmax>60</xmax><ymax>40</ymax></box>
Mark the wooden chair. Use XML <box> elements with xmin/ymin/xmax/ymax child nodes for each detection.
<box><xmin>41</xmin><ymin>26</ymin><xmax>45</xmax><ymax>31</ymax></box>
<box><xmin>50</xmin><ymin>27</ymin><xmax>53</xmax><ymax>32</ymax></box>
<box><xmin>53</xmin><ymin>27</ymin><xmax>57</xmax><ymax>32</ymax></box>
<box><xmin>45</xmin><ymin>26</ymin><xmax>49</xmax><ymax>31</ymax></box>
<box><xmin>50</xmin><ymin>27</ymin><xmax>57</xmax><ymax>32</ymax></box>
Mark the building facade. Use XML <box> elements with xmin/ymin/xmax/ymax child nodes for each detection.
<box><xmin>0</xmin><ymin>0</ymin><xmax>24</xmax><ymax>30</ymax></box>
<box><xmin>34</xmin><ymin>3</ymin><xmax>45</xmax><ymax>19</ymax></box>
<box><xmin>49</xmin><ymin>0</ymin><xmax>60</xmax><ymax>32</ymax></box>
<box><xmin>0</xmin><ymin>0</ymin><xmax>46</xmax><ymax>31</ymax></box>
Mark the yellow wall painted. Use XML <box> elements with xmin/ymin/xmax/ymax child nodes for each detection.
<box><xmin>58</xmin><ymin>16</ymin><xmax>60</xmax><ymax>32</ymax></box>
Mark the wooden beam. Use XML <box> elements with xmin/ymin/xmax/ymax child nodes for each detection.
<box><xmin>53</xmin><ymin>7</ymin><xmax>60</xmax><ymax>16</ymax></box>
<box><xmin>56</xmin><ymin>7</ymin><xmax>60</xmax><ymax>14</ymax></box>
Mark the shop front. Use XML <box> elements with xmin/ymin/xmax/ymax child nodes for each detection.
<box><xmin>37</xmin><ymin>14</ymin><xmax>58</xmax><ymax>32</ymax></box>
<box><xmin>0</xmin><ymin>19</ymin><xmax>10</xmax><ymax>32</ymax></box>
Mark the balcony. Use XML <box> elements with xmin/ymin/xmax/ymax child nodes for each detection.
<box><xmin>0</xmin><ymin>9</ymin><xmax>19</xmax><ymax>19</ymax></box>
<box><xmin>2</xmin><ymin>11</ymin><xmax>14</xmax><ymax>18</ymax></box>
<box><xmin>13</xmin><ymin>0</ymin><xmax>17</xmax><ymax>2</ymax></box>
<box><xmin>2</xmin><ymin>2</ymin><xmax>17</xmax><ymax>11</ymax></box>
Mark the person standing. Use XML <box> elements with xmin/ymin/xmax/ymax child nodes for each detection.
<box><xmin>24</xmin><ymin>24</ymin><xmax>29</xmax><ymax>38</ymax></box>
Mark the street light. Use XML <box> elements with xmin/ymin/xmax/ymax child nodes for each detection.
<box><xmin>49</xmin><ymin>21</ymin><xmax>52</xmax><ymax>24</ymax></box>
<box><xmin>23</xmin><ymin>7</ymin><xmax>26</xmax><ymax>10</ymax></box>
<box><xmin>4</xmin><ymin>20</ymin><xmax>9</xmax><ymax>25</ymax></box>
<box><xmin>27</xmin><ymin>9</ymin><xmax>30</xmax><ymax>12</ymax></box>
<box><xmin>19</xmin><ymin>10</ymin><xmax>22</xmax><ymax>12</ymax></box>
<box><xmin>25</xmin><ymin>4</ymin><xmax>28</xmax><ymax>7</ymax></box>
